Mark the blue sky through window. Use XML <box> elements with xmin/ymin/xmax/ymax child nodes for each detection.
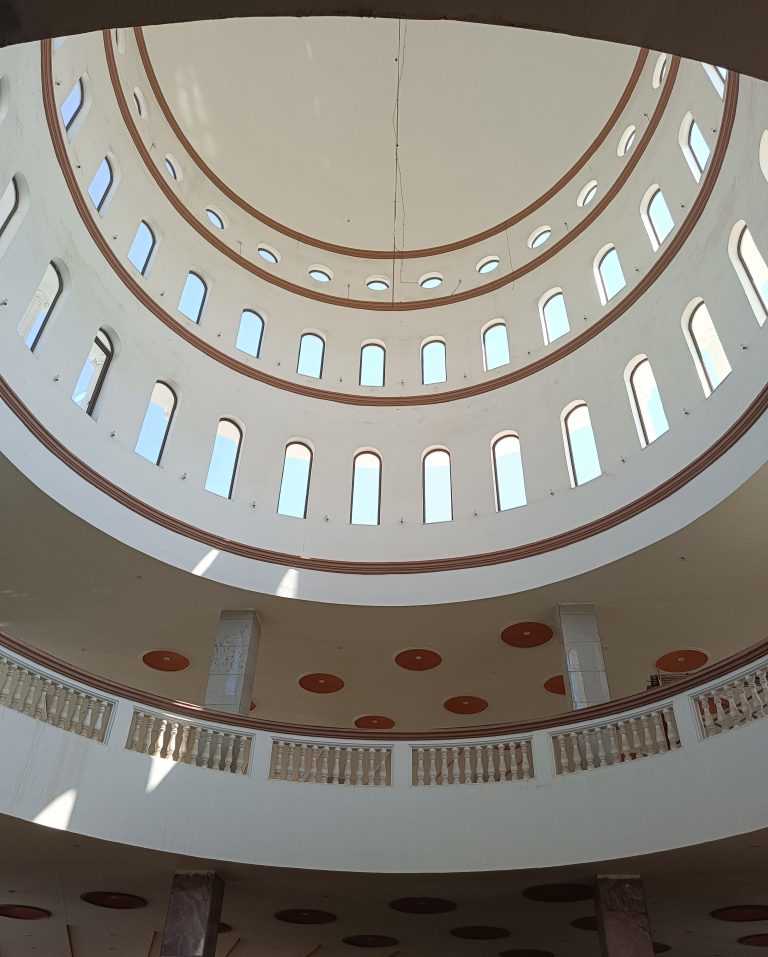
<box><xmin>494</xmin><ymin>436</ymin><xmax>526</xmax><ymax>510</ymax></box>
<box><xmin>178</xmin><ymin>273</ymin><xmax>206</xmax><ymax>323</ymax></box>
<box><xmin>278</xmin><ymin>444</ymin><xmax>311</xmax><ymax>518</ymax></box>
<box><xmin>648</xmin><ymin>191</ymin><xmax>674</xmax><ymax>248</ymax></box>
<box><xmin>135</xmin><ymin>383</ymin><xmax>175</xmax><ymax>464</ymax></box>
<box><xmin>351</xmin><ymin>453</ymin><xmax>381</xmax><ymax>525</ymax></box>
<box><xmin>360</xmin><ymin>344</ymin><xmax>385</xmax><ymax>386</ymax></box>
<box><xmin>127</xmin><ymin>222</ymin><xmax>155</xmax><ymax>275</ymax></box>
<box><xmin>87</xmin><ymin>158</ymin><xmax>112</xmax><ymax>211</ymax></box>
<box><xmin>422</xmin><ymin>341</ymin><xmax>446</xmax><ymax>384</ymax></box>
<box><xmin>236</xmin><ymin>310</ymin><xmax>264</xmax><ymax>357</ymax></box>
<box><xmin>689</xmin><ymin>122</ymin><xmax>710</xmax><ymax>174</ymax></box>
<box><xmin>204</xmin><ymin>421</ymin><xmax>241</xmax><ymax>498</ymax></box>
<box><xmin>483</xmin><ymin>324</ymin><xmax>510</xmax><ymax>370</ymax></box>
<box><xmin>423</xmin><ymin>450</ymin><xmax>452</xmax><ymax>523</ymax></box>
<box><xmin>567</xmin><ymin>405</ymin><xmax>601</xmax><ymax>485</ymax></box>
<box><xmin>542</xmin><ymin>293</ymin><xmax>569</xmax><ymax>343</ymax></box>
<box><xmin>297</xmin><ymin>334</ymin><xmax>324</xmax><ymax>378</ymax></box>
<box><xmin>598</xmin><ymin>248</ymin><xmax>626</xmax><ymax>302</ymax></box>
<box><xmin>61</xmin><ymin>79</ymin><xmax>83</xmax><ymax>129</ymax></box>
<box><xmin>631</xmin><ymin>361</ymin><xmax>668</xmax><ymax>444</ymax></box>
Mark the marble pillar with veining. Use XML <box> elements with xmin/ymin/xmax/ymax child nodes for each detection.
<box><xmin>595</xmin><ymin>876</ymin><xmax>655</xmax><ymax>957</ymax></box>
<box><xmin>160</xmin><ymin>871</ymin><xmax>224</xmax><ymax>957</ymax></box>
<box><xmin>557</xmin><ymin>603</ymin><xmax>610</xmax><ymax>709</ymax></box>
<box><xmin>203</xmin><ymin>610</ymin><xmax>261</xmax><ymax>715</ymax></box>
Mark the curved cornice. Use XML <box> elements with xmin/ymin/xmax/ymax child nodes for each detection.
<box><xmin>134</xmin><ymin>29</ymin><xmax>648</xmax><ymax>260</ymax></box>
<box><xmin>43</xmin><ymin>42</ymin><xmax>738</xmax><ymax>406</ymax></box>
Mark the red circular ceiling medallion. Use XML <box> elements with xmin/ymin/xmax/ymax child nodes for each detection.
<box><xmin>543</xmin><ymin>674</ymin><xmax>566</xmax><ymax>695</ymax></box>
<box><xmin>298</xmin><ymin>673</ymin><xmax>344</xmax><ymax>694</ymax></box>
<box><xmin>218</xmin><ymin>922</ymin><xmax>232</xmax><ymax>933</ymax></box>
<box><xmin>274</xmin><ymin>909</ymin><xmax>337</xmax><ymax>924</ymax></box>
<box><xmin>522</xmin><ymin>883</ymin><xmax>592</xmax><ymax>903</ymax></box>
<box><xmin>713</xmin><ymin>906</ymin><xmax>768</xmax><ymax>922</ymax></box>
<box><xmin>501</xmin><ymin>622</ymin><xmax>554</xmax><ymax>648</ymax></box>
<box><xmin>655</xmin><ymin>649</ymin><xmax>708</xmax><ymax>673</ymax></box>
<box><xmin>389</xmin><ymin>897</ymin><xmax>456</xmax><ymax>914</ymax></box>
<box><xmin>80</xmin><ymin>892</ymin><xmax>147</xmax><ymax>909</ymax></box>
<box><xmin>142</xmin><ymin>650</ymin><xmax>190</xmax><ymax>672</ymax></box>
<box><xmin>249</xmin><ymin>700</ymin><xmax>257</xmax><ymax>712</ymax></box>
<box><xmin>0</xmin><ymin>905</ymin><xmax>50</xmax><ymax>920</ymax></box>
<box><xmin>450</xmin><ymin>926</ymin><xmax>510</xmax><ymax>940</ymax></box>
<box><xmin>343</xmin><ymin>935</ymin><xmax>399</xmax><ymax>947</ymax></box>
<box><xmin>739</xmin><ymin>935</ymin><xmax>768</xmax><ymax>946</ymax></box>
<box><xmin>355</xmin><ymin>715</ymin><xmax>396</xmax><ymax>730</ymax></box>
<box><xmin>443</xmin><ymin>695</ymin><xmax>488</xmax><ymax>715</ymax></box>
<box><xmin>395</xmin><ymin>649</ymin><xmax>442</xmax><ymax>671</ymax></box>
<box><xmin>571</xmin><ymin>916</ymin><xmax>597</xmax><ymax>931</ymax></box>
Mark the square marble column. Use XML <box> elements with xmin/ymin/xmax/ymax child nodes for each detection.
<box><xmin>160</xmin><ymin>871</ymin><xmax>224</xmax><ymax>957</ymax></box>
<box><xmin>557</xmin><ymin>603</ymin><xmax>610</xmax><ymax>709</ymax></box>
<box><xmin>204</xmin><ymin>610</ymin><xmax>261</xmax><ymax>715</ymax></box>
<box><xmin>595</xmin><ymin>876</ymin><xmax>655</xmax><ymax>956</ymax></box>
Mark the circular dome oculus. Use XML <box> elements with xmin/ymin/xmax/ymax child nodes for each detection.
<box><xmin>501</xmin><ymin>622</ymin><xmax>554</xmax><ymax>649</ymax></box>
<box><xmin>258</xmin><ymin>245</ymin><xmax>280</xmax><ymax>264</ymax></box>
<box><xmin>309</xmin><ymin>266</ymin><xmax>333</xmax><ymax>283</ymax></box>
<box><xmin>355</xmin><ymin>715</ymin><xmax>395</xmax><ymax>729</ymax></box>
<box><xmin>578</xmin><ymin>180</ymin><xmax>598</xmax><ymax>207</ymax></box>
<box><xmin>713</xmin><ymin>906</ymin><xmax>768</xmax><ymax>922</ymax></box>
<box><xmin>443</xmin><ymin>695</ymin><xmax>488</xmax><ymax>715</ymax></box>
<box><xmin>205</xmin><ymin>208</ymin><xmax>226</xmax><ymax>229</ymax></box>
<box><xmin>419</xmin><ymin>273</ymin><xmax>443</xmax><ymax>289</ymax></box>
<box><xmin>367</xmin><ymin>277</ymin><xmax>390</xmax><ymax>292</ymax></box>
<box><xmin>142</xmin><ymin>650</ymin><xmax>190</xmax><ymax>672</ymax></box>
<box><xmin>0</xmin><ymin>905</ymin><xmax>51</xmax><ymax>920</ymax></box>
<box><xmin>450</xmin><ymin>926</ymin><xmax>510</xmax><ymax>940</ymax></box>
<box><xmin>528</xmin><ymin>226</ymin><xmax>551</xmax><ymax>249</ymax></box>
<box><xmin>543</xmin><ymin>674</ymin><xmax>566</xmax><ymax>695</ymax></box>
<box><xmin>298</xmin><ymin>672</ymin><xmax>345</xmax><ymax>694</ymax></box>
<box><xmin>477</xmin><ymin>256</ymin><xmax>500</xmax><ymax>274</ymax></box>
<box><xmin>274</xmin><ymin>909</ymin><xmax>337</xmax><ymax>924</ymax></box>
<box><xmin>343</xmin><ymin>935</ymin><xmax>399</xmax><ymax>947</ymax></box>
<box><xmin>656</xmin><ymin>650</ymin><xmax>708</xmax><ymax>672</ymax></box>
<box><xmin>389</xmin><ymin>897</ymin><xmax>457</xmax><ymax>914</ymax></box>
<box><xmin>80</xmin><ymin>892</ymin><xmax>148</xmax><ymax>909</ymax></box>
<box><xmin>395</xmin><ymin>649</ymin><xmax>442</xmax><ymax>671</ymax></box>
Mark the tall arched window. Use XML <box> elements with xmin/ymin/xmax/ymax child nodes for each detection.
<box><xmin>492</xmin><ymin>434</ymin><xmax>526</xmax><ymax>511</ymax></box>
<box><xmin>731</xmin><ymin>223</ymin><xmax>768</xmax><ymax>325</ymax></box>
<box><xmin>0</xmin><ymin>177</ymin><xmax>19</xmax><ymax>238</ymax></box>
<box><xmin>680</xmin><ymin>115</ymin><xmax>710</xmax><ymax>182</ymax></box>
<box><xmin>702</xmin><ymin>63</ymin><xmax>727</xmax><ymax>98</ymax></box>
<box><xmin>563</xmin><ymin>403</ymin><xmax>601</xmax><ymax>487</ymax></box>
<box><xmin>685</xmin><ymin>302</ymin><xmax>731</xmax><ymax>395</ymax></box>
<box><xmin>482</xmin><ymin>322</ymin><xmax>510</xmax><ymax>370</ymax></box>
<box><xmin>642</xmin><ymin>187</ymin><xmax>674</xmax><ymax>251</ymax></box>
<box><xmin>178</xmin><ymin>272</ymin><xmax>207</xmax><ymax>323</ymax></box>
<box><xmin>540</xmin><ymin>290</ymin><xmax>570</xmax><ymax>344</ymax></box>
<box><xmin>360</xmin><ymin>343</ymin><xmax>385</xmax><ymax>387</ymax></box>
<box><xmin>135</xmin><ymin>381</ymin><xmax>177</xmax><ymax>465</ymax></box>
<box><xmin>351</xmin><ymin>451</ymin><xmax>382</xmax><ymax>525</ymax></box>
<box><xmin>87</xmin><ymin>157</ymin><xmax>113</xmax><ymax>212</ymax></box>
<box><xmin>236</xmin><ymin>309</ymin><xmax>264</xmax><ymax>357</ymax></box>
<box><xmin>204</xmin><ymin>419</ymin><xmax>242</xmax><ymax>499</ymax></box>
<box><xmin>17</xmin><ymin>262</ymin><xmax>63</xmax><ymax>351</ymax></box>
<box><xmin>595</xmin><ymin>246</ymin><xmax>626</xmax><ymax>305</ymax></box>
<box><xmin>127</xmin><ymin>220</ymin><xmax>156</xmax><ymax>276</ymax></box>
<box><xmin>277</xmin><ymin>443</ymin><xmax>312</xmax><ymax>518</ymax></box>
<box><xmin>60</xmin><ymin>77</ymin><xmax>84</xmax><ymax>130</ymax></box>
<box><xmin>297</xmin><ymin>333</ymin><xmax>325</xmax><ymax>378</ymax></box>
<box><xmin>423</xmin><ymin>449</ymin><xmax>452</xmax><ymax>523</ymax></box>
<box><xmin>626</xmin><ymin>358</ymin><xmax>669</xmax><ymax>447</ymax></box>
<box><xmin>421</xmin><ymin>339</ymin><xmax>446</xmax><ymax>385</ymax></box>
<box><xmin>72</xmin><ymin>329</ymin><xmax>113</xmax><ymax>416</ymax></box>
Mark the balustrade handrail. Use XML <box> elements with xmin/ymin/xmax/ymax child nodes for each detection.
<box><xmin>1</xmin><ymin>627</ymin><xmax>767</xmax><ymax>742</ymax></box>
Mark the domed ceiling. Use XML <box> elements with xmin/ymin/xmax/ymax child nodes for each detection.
<box><xmin>143</xmin><ymin>18</ymin><xmax>637</xmax><ymax>249</ymax></box>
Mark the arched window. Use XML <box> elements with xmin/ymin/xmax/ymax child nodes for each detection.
<box><xmin>540</xmin><ymin>290</ymin><xmax>570</xmax><ymax>344</ymax></box>
<box><xmin>0</xmin><ymin>177</ymin><xmax>20</xmax><ymax>239</ymax></box>
<box><xmin>135</xmin><ymin>381</ymin><xmax>177</xmax><ymax>465</ymax></box>
<box><xmin>297</xmin><ymin>333</ymin><xmax>325</xmax><ymax>378</ymax></box>
<box><xmin>423</xmin><ymin>449</ymin><xmax>452</xmax><ymax>523</ymax></box>
<box><xmin>627</xmin><ymin>358</ymin><xmax>669</xmax><ymax>447</ymax></box>
<box><xmin>731</xmin><ymin>223</ymin><xmax>768</xmax><ymax>325</ymax></box>
<box><xmin>421</xmin><ymin>340</ymin><xmax>446</xmax><ymax>385</ymax></box>
<box><xmin>204</xmin><ymin>419</ymin><xmax>242</xmax><ymax>499</ymax></box>
<box><xmin>642</xmin><ymin>187</ymin><xmax>674</xmax><ymax>251</ymax></box>
<box><xmin>87</xmin><ymin>157</ymin><xmax>113</xmax><ymax>212</ymax></box>
<box><xmin>17</xmin><ymin>262</ymin><xmax>63</xmax><ymax>351</ymax></box>
<box><xmin>177</xmin><ymin>272</ymin><xmax>207</xmax><ymax>323</ymax></box>
<box><xmin>127</xmin><ymin>220</ymin><xmax>156</xmax><ymax>276</ymax></box>
<box><xmin>680</xmin><ymin>115</ymin><xmax>710</xmax><ymax>182</ymax></box>
<box><xmin>360</xmin><ymin>343</ymin><xmax>385</xmax><ymax>387</ymax></box>
<box><xmin>72</xmin><ymin>329</ymin><xmax>113</xmax><ymax>416</ymax></box>
<box><xmin>277</xmin><ymin>442</ymin><xmax>312</xmax><ymax>518</ymax></box>
<box><xmin>595</xmin><ymin>246</ymin><xmax>626</xmax><ymax>305</ymax></box>
<box><xmin>482</xmin><ymin>322</ymin><xmax>510</xmax><ymax>370</ymax></box>
<box><xmin>492</xmin><ymin>434</ymin><xmax>526</xmax><ymax>511</ymax></box>
<box><xmin>702</xmin><ymin>63</ymin><xmax>727</xmax><ymax>98</ymax></box>
<box><xmin>351</xmin><ymin>451</ymin><xmax>382</xmax><ymax>525</ymax></box>
<box><xmin>652</xmin><ymin>53</ymin><xmax>668</xmax><ymax>89</ymax></box>
<box><xmin>563</xmin><ymin>403</ymin><xmax>601</xmax><ymax>487</ymax></box>
<box><xmin>236</xmin><ymin>309</ymin><xmax>264</xmax><ymax>357</ymax></box>
<box><xmin>60</xmin><ymin>77</ymin><xmax>84</xmax><ymax>130</ymax></box>
<box><xmin>685</xmin><ymin>302</ymin><xmax>731</xmax><ymax>395</ymax></box>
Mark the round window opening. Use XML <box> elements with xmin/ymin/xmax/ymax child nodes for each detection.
<box><xmin>205</xmin><ymin>208</ymin><xmax>225</xmax><ymax>229</ymax></box>
<box><xmin>618</xmin><ymin>125</ymin><xmax>637</xmax><ymax>156</ymax></box>
<box><xmin>528</xmin><ymin>226</ymin><xmax>551</xmax><ymax>249</ymax></box>
<box><xmin>578</xmin><ymin>181</ymin><xmax>598</xmax><ymax>207</ymax></box>
<box><xmin>367</xmin><ymin>276</ymin><xmax>390</xmax><ymax>292</ymax></box>
<box><xmin>258</xmin><ymin>245</ymin><xmax>280</xmax><ymax>264</ymax></box>
<box><xmin>309</xmin><ymin>266</ymin><xmax>333</xmax><ymax>283</ymax></box>
<box><xmin>419</xmin><ymin>273</ymin><xmax>443</xmax><ymax>290</ymax></box>
<box><xmin>164</xmin><ymin>155</ymin><xmax>181</xmax><ymax>181</ymax></box>
<box><xmin>477</xmin><ymin>256</ymin><xmax>500</xmax><ymax>275</ymax></box>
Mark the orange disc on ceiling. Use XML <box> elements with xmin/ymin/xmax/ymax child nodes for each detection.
<box><xmin>395</xmin><ymin>649</ymin><xmax>442</xmax><ymax>671</ymax></box>
<box><xmin>142</xmin><ymin>650</ymin><xmax>190</xmax><ymax>672</ymax></box>
<box><xmin>274</xmin><ymin>909</ymin><xmax>337</xmax><ymax>924</ymax></box>
<box><xmin>738</xmin><ymin>935</ymin><xmax>768</xmax><ymax>947</ymax></box>
<box><xmin>0</xmin><ymin>905</ymin><xmax>51</xmax><ymax>920</ymax></box>
<box><xmin>712</xmin><ymin>906</ymin><xmax>768</xmax><ymax>922</ymax></box>
<box><xmin>80</xmin><ymin>892</ymin><xmax>147</xmax><ymax>909</ymax></box>
<box><xmin>500</xmin><ymin>622</ymin><xmax>554</xmax><ymax>648</ymax></box>
<box><xmin>656</xmin><ymin>649</ymin><xmax>708</xmax><ymax>673</ymax></box>
<box><xmin>543</xmin><ymin>674</ymin><xmax>566</xmax><ymax>695</ymax></box>
<box><xmin>298</xmin><ymin>673</ymin><xmax>344</xmax><ymax>694</ymax></box>
<box><xmin>249</xmin><ymin>700</ymin><xmax>257</xmax><ymax>712</ymax></box>
<box><xmin>355</xmin><ymin>715</ymin><xmax>395</xmax><ymax>730</ymax></box>
<box><xmin>443</xmin><ymin>695</ymin><xmax>488</xmax><ymax>715</ymax></box>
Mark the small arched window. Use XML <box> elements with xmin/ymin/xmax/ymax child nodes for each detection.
<box><xmin>685</xmin><ymin>301</ymin><xmax>731</xmax><ymax>395</ymax></box>
<box><xmin>627</xmin><ymin>358</ymin><xmax>669</xmax><ymax>447</ymax></box>
<box><xmin>702</xmin><ymin>63</ymin><xmax>727</xmax><ymax>98</ymax></box>
<box><xmin>178</xmin><ymin>272</ymin><xmax>207</xmax><ymax>323</ymax></box>
<box><xmin>204</xmin><ymin>419</ymin><xmax>242</xmax><ymax>499</ymax></box>
<box><xmin>277</xmin><ymin>442</ymin><xmax>312</xmax><ymax>518</ymax></box>
<box><xmin>297</xmin><ymin>333</ymin><xmax>325</xmax><ymax>378</ymax></box>
<box><xmin>0</xmin><ymin>177</ymin><xmax>20</xmax><ymax>239</ymax></box>
<box><xmin>731</xmin><ymin>223</ymin><xmax>768</xmax><ymax>326</ymax></box>
<box><xmin>642</xmin><ymin>187</ymin><xmax>674</xmax><ymax>251</ymax></box>
<box><xmin>492</xmin><ymin>434</ymin><xmax>526</xmax><ymax>511</ymax></box>
<box><xmin>563</xmin><ymin>403</ymin><xmax>601</xmax><ymax>487</ymax></box>
<box><xmin>17</xmin><ymin>262</ymin><xmax>63</xmax><ymax>351</ymax></box>
<box><xmin>60</xmin><ymin>77</ymin><xmax>84</xmax><ymax>130</ymax></box>
<box><xmin>87</xmin><ymin>157</ymin><xmax>114</xmax><ymax>212</ymax></box>
<box><xmin>423</xmin><ymin>449</ymin><xmax>452</xmax><ymax>523</ymax></box>
<box><xmin>540</xmin><ymin>290</ymin><xmax>570</xmax><ymax>344</ymax></box>
<box><xmin>421</xmin><ymin>339</ymin><xmax>446</xmax><ymax>385</ymax></box>
<box><xmin>652</xmin><ymin>53</ymin><xmax>668</xmax><ymax>89</ymax></box>
<box><xmin>135</xmin><ymin>381</ymin><xmax>177</xmax><ymax>465</ymax></box>
<box><xmin>236</xmin><ymin>309</ymin><xmax>264</xmax><ymax>357</ymax></box>
<box><xmin>680</xmin><ymin>115</ymin><xmax>710</xmax><ymax>182</ymax></box>
<box><xmin>360</xmin><ymin>343</ymin><xmax>385</xmax><ymax>387</ymax></box>
<box><xmin>482</xmin><ymin>322</ymin><xmax>510</xmax><ymax>370</ymax></box>
<box><xmin>595</xmin><ymin>246</ymin><xmax>626</xmax><ymax>305</ymax></box>
<box><xmin>72</xmin><ymin>329</ymin><xmax>113</xmax><ymax>416</ymax></box>
<box><xmin>351</xmin><ymin>451</ymin><xmax>382</xmax><ymax>525</ymax></box>
<box><xmin>127</xmin><ymin>220</ymin><xmax>156</xmax><ymax>276</ymax></box>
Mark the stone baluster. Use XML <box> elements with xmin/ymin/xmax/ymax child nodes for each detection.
<box><xmin>22</xmin><ymin>675</ymin><xmax>40</xmax><ymax>716</ymax></box>
<box><xmin>750</xmin><ymin>670</ymin><xmax>767</xmax><ymax>717</ymax></box>
<box><xmin>474</xmin><ymin>745</ymin><xmax>483</xmax><ymax>783</ymax></box>
<box><xmin>0</xmin><ymin>662</ymin><xmax>18</xmax><ymax>705</ymax></box>
<box><xmin>129</xmin><ymin>712</ymin><xmax>144</xmax><ymax>751</ymax></box>
<box><xmin>153</xmin><ymin>719</ymin><xmax>168</xmax><ymax>757</ymax></box>
<box><xmin>618</xmin><ymin>721</ymin><xmax>632</xmax><ymax>759</ymax></box>
<box><xmin>90</xmin><ymin>700</ymin><xmax>107</xmax><ymax>740</ymax></box>
<box><xmin>331</xmin><ymin>746</ymin><xmax>341</xmax><ymax>784</ymax></box>
<box><xmin>569</xmin><ymin>731</ymin><xmax>582</xmax><ymax>771</ymax></box>
<box><xmin>629</xmin><ymin>717</ymin><xmax>643</xmax><ymax>756</ymax></box>
<box><xmin>451</xmin><ymin>747</ymin><xmax>460</xmax><ymax>784</ymax></box>
<box><xmin>697</xmin><ymin>695</ymin><xmax>715</xmax><ymax>736</ymax></box>
<box><xmin>11</xmin><ymin>668</ymin><xmax>28</xmax><ymax>710</ymax></box>
<box><xmin>497</xmin><ymin>743</ymin><xmax>507</xmax><ymax>781</ymax></box>
<box><xmin>309</xmin><ymin>745</ymin><xmax>319</xmax><ymax>783</ymax></box>
<box><xmin>212</xmin><ymin>732</ymin><xmax>224</xmax><ymax>769</ymax></box>
<box><xmin>366</xmin><ymin>748</ymin><xmax>375</xmax><ymax>786</ymax></box>
<box><xmin>595</xmin><ymin>728</ymin><xmax>608</xmax><ymax>767</ymax></box>
<box><xmin>273</xmin><ymin>740</ymin><xmax>285</xmax><ymax>778</ymax></box>
<box><xmin>714</xmin><ymin>694</ymin><xmax>728</xmax><ymax>731</ymax></box>
<box><xmin>69</xmin><ymin>691</ymin><xmax>85</xmax><ymax>731</ymax></box>
<box><xmin>440</xmin><ymin>747</ymin><xmax>449</xmax><ymax>785</ymax></box>
<box><xmin>201</xmin><ymin>729</ymin><xmax>213</xmax><ymax>767</ymax></box>
<box><xmin>484</xmin><ymin>744</ymin><xmax>495</xmax><ymax>782</ymax></box>
<box><xmin>298</xmin><ymin>744</ymin><xmax>308</xmax><ymax>781</ymax></box>
<box><xmin>343</xmin><ymin>747</ymin><xmax>353</xmax><ymax>785</ymax></box>
<box><xmin>235</xmin><ymin>736</ymin><xmax>249</xmax><ymax>774</ymax></box>
<box><xmin>725</xmin><ymin>684</ymin><xmax>741</xmax><ymax>726</ymax></box>
<box><xmin>428</xmin><ymin>747</ymin><xmax>437</xmax><ymax>785</ymax></box>
<box><xmin>177</xmin><ymin>724</ymin><xmax>190</xmax><ymax>762</ymax></box>
<box><xmin>651</xmin><ymin>710</ymin><xmax>666</xmax><ymax>751</ymax></box>
<box><xmin>416</xmin><ymin>748</ymin><xmax>425</xmax><ymax>786</ymax></box>
<box><xmin>583</xmin><ymin>730</ymin><xmax>595</xmax><ymax>770</ymax></box>
<box><xmin>378</xmin><ymin>749</ymin><xmax>388</xmax><ymax>786</ymax></box>
<box><xmin>56</xmin><ymin>688</ymin><xmax>73</xmax><ymax>728</ymax></box>
<box><xmin>46</xmin><ymin>684</ymin><xmax>62</xmax><ymax>724</ymax></box>
<box><xmin>188</xmin><ymin>726</ymin><xmax>201</xmax><ymax>765</ymax></box>
<box><xmin>640</xmin><ymin>713</ymin><xmax>655</xmax><ymax>754</ymax></box>
<box><xmin>286</xmin><ymin>742</ymin><xmax>296</xmax><ymax>781</ymax></box>
<box><xmin>607</xmin><ymin>724</ymin><xmax>621</xmax><ymax>764</ymax></box>
<box><xmin>520</xmin><ymin>740</ymin><xmax>531</xmax><ymax>780</ymax></box>
<box><xmin>79</xmin><ymin>696</ymin><xmax>96</xmax><ymax>737</ymax></box>
<box><xmin>556</xmin><ymin>734</ymin><xmax>570</xmax><ymax>774</ymax></box>
<box><xmin>320</xmin><ymin>747</ymin><xmax>330</xmax><ymax>784</ymax></box>
<box><xmin>223</xmin><ymin>733</ymin><xmax>235</xmax><ymax>772</ymax></box>
<box><xmin>462</xmin><ymin>746</ymin><xmax>471</xmax><ymax>783</ymax></box>
<box><xmin>166</xmin><ymin>722</ymin><xmax>179</xmax><ymax>760</ymax></box>
<box><xmin>355</xmin><ymin>748</ymin><xmax>364</xmax><ymax>785</ymax></box>
<box><xmin>34</xmin><ymin>679</ymin><xmax>52</xmax><ymax>721</ymax></box>
<box><xmin>736</xmin><ymin>680</ymin><xmax>752</xmax><ymax>720</ymax></box>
